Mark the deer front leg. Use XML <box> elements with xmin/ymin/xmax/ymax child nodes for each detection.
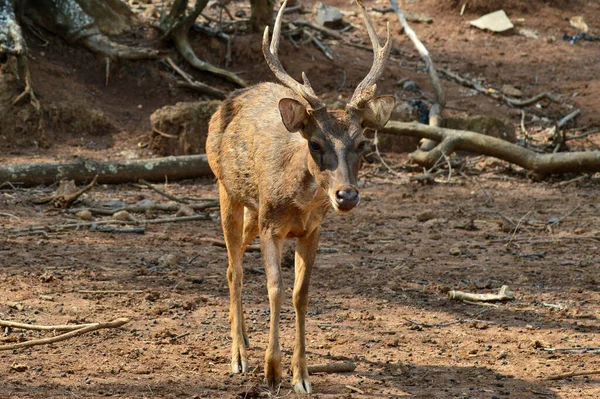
<box><xmin>291</xmin><ymin>228</ymin><xmax>319</xmax><ymax>393</ymax></box>
<box><xmin>260</xmin><ymin>231</ymin><xmax>284</xmax><ymax>387</ymax></box>
<box><xmin>219</xmin><ymin>184</ymin><xmax>248</xmax><ymax>373</ymax></box>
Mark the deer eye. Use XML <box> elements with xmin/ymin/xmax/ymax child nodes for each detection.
<box><xmin>356</xmin><ymin>141</ymin><xmax>368</xmax><ymax>152</ymax></box>
<box><xmin>308</xmin><ymin>141</ymin><xmax>322</xmax><ymax>152</ymax></box>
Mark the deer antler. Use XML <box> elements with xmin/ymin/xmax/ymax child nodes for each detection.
<box><xmin>347</xmin><ymin>0</ymin><xmax>392</xmax><ymax>110</ymax></box>
<box><xmin>262</xmin><ymin>0</ymin><xmax>325</xmax><ymax>111</ymax></box>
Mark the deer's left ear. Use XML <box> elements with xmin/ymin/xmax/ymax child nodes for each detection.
<box><xmin>361</xmin><ymin>96</ymin><xmax>396</xmax><ymax>130</ymax></box>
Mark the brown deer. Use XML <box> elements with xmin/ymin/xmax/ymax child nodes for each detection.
<box><xmin>206</xmin><ymin>0</ymin><xmax>394</xmax><ymax>393</ymax></box>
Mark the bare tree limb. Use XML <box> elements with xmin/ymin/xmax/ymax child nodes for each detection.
<box><xmin>0</xmin><ymin>318</ymin><xmax>129</xmax><ymax>351</ymax></box>
<box><xmin>0</xmin><ymin>154</ymin><xmax>213</xmax><ymax>187</ymax></box>
<box><xmin>308</xmin><ymin>362</ymin><xmax>356</xmax><ymax>374</ymax></box>
<box><xmin>381</xmin><ymin>121</ymin><xmax>600</xmax><ymax>176</ymax></box>
<box><xmin>389</xmin><ymin>0</ymin><xmax>445</xmax><ymax>151</ymax></box>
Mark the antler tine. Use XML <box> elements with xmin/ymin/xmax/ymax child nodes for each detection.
<box><xmin>348</xmin><ymin>0</ymin><xmax>392</xmax><ymax>109</ymax></box>
<box><xmin>262</xmin><ymin>0</ymin><xmax>325</xmax><ymax>110</ymax></box>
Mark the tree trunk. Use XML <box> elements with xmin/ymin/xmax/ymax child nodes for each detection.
<box><xmin>250</xmin><ymin>0</ymin><xmax>275</xmax><ymax>33</ymax></box>
<box><xmin>0</xmin><ymin>155</ymin><xmax>213</xmax><ymax>187</ymax></box>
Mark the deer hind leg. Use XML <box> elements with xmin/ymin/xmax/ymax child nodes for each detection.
<box><xmin>240</xmin><ymin>207</ymin><xmax>259</xmax><ymax>347</ymax></box>
<box><xmin>260</xmin><ymin>228</ymin><xmax>284</xmax><ymax>387</ymax></box>
<box><xmin>291</xmin><ymin>228</ymin><xmax>319</xmax><ymax>394</ymax></box>
<box><xmin>219</xmin><ymin>183</ymin><xmax>248</xmax><ymax>373</ymax></box>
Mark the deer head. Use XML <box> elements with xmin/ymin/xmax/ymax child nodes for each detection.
<box><xmin>263</xmin><ymin>0</ymin><xmax>395</xmax><ymax>213</ymax></box>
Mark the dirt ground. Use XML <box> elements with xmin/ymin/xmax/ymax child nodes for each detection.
<box><xmin>2</xmin><ymin>0</ymin><xmax>600</xmax><ymax>398</ymax></box>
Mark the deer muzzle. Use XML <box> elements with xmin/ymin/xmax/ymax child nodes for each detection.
<box><xmin>333</xmin><ymin>185</ymin><xmax>360</xmax><ymax>212</ymax></box>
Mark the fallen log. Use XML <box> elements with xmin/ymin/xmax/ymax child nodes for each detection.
<box><xmin>381</xmin><ymin>121</ymin><xmax>600</xmax><ymax>177</ymax></box>
<box><xmin>0</xmin><ymin>154</ymin><xmax>213</xmax><ymax>187</ymax></box>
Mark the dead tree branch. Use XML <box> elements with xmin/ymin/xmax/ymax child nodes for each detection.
<box><xmin>0</xmin><ymin>154</ymin><xmax>213</xmax><ymax>187</ymax></box>
<box><xmin>308</xmin><ymin>362</ymin><xmax>357</xmax><ymax>374</ymax></box>
<box><xmin>0</xmin><ymin>318</ymin><xmax>129</xmax><ymax>351</ymax></box>
<box><xmin>381</xmin><ymin>121</ymin><xmax>600</xmax><ymax>176</ymax></box>
<box><xmin>544</xmin><ymin>370</ymin><xmax>600</xmax><ymax>381</ymax></box>
<box><xmin>389</xmin><ymin>0</ymin><xmax>445</xmax><ymax>151</ymax></box>
<box><xmin>448</xmin><ymin>285</ymin><xmax>514</xmax><ymax>302</ymax></box>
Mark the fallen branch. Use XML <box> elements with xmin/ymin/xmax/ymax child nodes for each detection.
<box><xmin>76</xmin><ymin>200</ymin><xmax>219</xmax><ymax>216</ymax></box>
<box><xmin>543</xmin><ymin>347</ymin><xmax>600</xmax><ymax>353</ymax></box>
<box><xmin>33</xmin><ymin>175</ymin><xmax>98</xmax><ymax>208</ymax></box>
<box><xmin>198</xmin><ymin>237</ymin><xmax>261</xmax><ymax>252</ymax></box>
<box><xmin>404</xmin><ymin>317</ymin><xmax>495</xmax><ymax>328</ymax></box>
<box><xmin>439</xmin><ymin>69</ymin><xmax>561</xmax><ymax>108</ymax></box>
<box><xmin>544</xmin><ymin>370</ymin><xmax>600</xmax><ymax>381</ymax></box>
<box><xmin>381</xmin><ymin>121</ymin><xmax>600</xmax><ymax>176</ymax></box>
<box><xmin>0</xmin><ymin>318</ymin><xmax>129</xmax><ymax>351</ymax></box>
<box><xmin>448</xmin><ymin>285</ymin><xmax>514</xmax><ymax>302</ymax></box>
<box><xmin>138</xmin><ymin>178</ymin><xmax>189</xmax><ymax>204</ymax></box>
<box><xmin>308</xmin><ymin>362</ymin><xmax>356</xmax><ymax>374</ymax></box>
<box><xmin>10</xmin><ymin>214</ymin><xmax>210</xmax><ymax>236</ymax></box>
<box><xmin>0</xmin><ymin>154</ymin><xmax>213</xmax><ymax>187</ymax></box>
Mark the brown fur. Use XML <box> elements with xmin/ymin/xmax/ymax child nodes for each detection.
<box><xmin>206</xmin><ymin>81</ymin><xmax>394</xmax><ymax>393</ymax></box>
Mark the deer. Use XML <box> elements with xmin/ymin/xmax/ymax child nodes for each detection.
<box><xmin>205</xmin><ymin>0</ymin><xmax>394</xmax><ymax>393</ymax></box>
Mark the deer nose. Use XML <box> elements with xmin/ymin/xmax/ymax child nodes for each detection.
<box><xmin>335</xmin><ymin>186</ymin><xmax>359</xmax><ymax>211</ymax></box>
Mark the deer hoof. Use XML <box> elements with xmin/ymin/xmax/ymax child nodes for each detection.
<box><xmin>293</xmin><ymin>380</ymin><xmax>312</xmax><ymax>394</ymax></box>
<box><xmin>232</xmin><ymin>359</ymin><xmax>249</xmax><ymax>374</ymax></box>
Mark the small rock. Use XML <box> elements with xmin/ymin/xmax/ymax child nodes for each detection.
<box><xmin>570</xmin><ymin>16</ymin><xmax>589</xmax><ymax>33</ymax></box>
<box><xmin>313</xmin><ymin>2</ymin><xmax>344</xmax><ymax>29</ymax></box>
<box><xmin>402</xmin><ymin>80</ymin><xmax>419</xmax><ymax>92</ymax></box>
<box><xmin>158</xmin><ymin>254</ymin><xmax>180</xmax><ymax>268</ymax></box>
<box><xmin>113</xmin><ymin>210</ymin><xmax>134</xmax><ymax>221</ymax></box>
<box><xmin>11</xmin><ymin>363</ymin><xmax>28</xmax><ymax>372</ymax></box>
<box><xmin>501</xmin><ymin>84</ymin><xmax>523</xmax><ymax>98</ymax></box>
<box><xmin>39</xmin><ymin>295</ymin><xmax>54</xmax><ymax>301</ymax></box>
<box><xmin>6</xmin><ymin>301</ymin><xmax>24</xmax><ymax>311</ymax></box>
<box><xmin>39</xmin><ymin>271</ymin><xmax>55</xmax><ymax>283</ymax></box>
<box><xmin>417</xmin><ymin>210</ymin><xmax>437</xmax><ymax>222</ymax></box>
<box><xmin>497</xmin><ymin>350</ymin><xmax>508</xmax><ymax>360</ymax></box>
<box><xmin>76</xmin><ymin>210</ymin><xmax>93</xmax><ymax>221</ymax></box>
<box><xmin>176</xmin><ymin>204</ymin><xmax>195</xmax><ymax>217</ymax></box>
<box><xmin>449</xmin><ymin>247</ymin><xmax>461</xmax><ymax>256</ymax></box>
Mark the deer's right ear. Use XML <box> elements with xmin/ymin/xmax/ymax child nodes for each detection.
<box><xmin>279</xmin><ymin>98</ymin><xmax>309</xmax><ymax>133</ymax></box>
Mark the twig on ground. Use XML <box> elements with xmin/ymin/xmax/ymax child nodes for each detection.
<box><xmin>138</xmin><ymin>179</ymin><xmax>189</xmax><ymax>204</ymax></box>
<box><xmin>448</xmin><ymin>285</ymin><xmax>514</xmax><ymax>302</ymax></box>
<box><xmin>374</xmin><ymin>131</ymin><xmax>400</xmax><ymax>175</ymax></box>
<box><xmin>10</xmin><ymin>214</ymin><xmax>211</xmax><ymax>236</ymax></box>
<box><xmin>78</xmin><ymin>290</ymin><xmax>145</xmax><ymax>294</ymax></box>
<box><xmin>0</xmin><ymin>318</ymin><xmax>129</xmax><ymax>351</ymax></box>
<box><xmin>544</xmin><ymin>370</ymin><xmax>600</xmax><ymax>381</ymax></box>
<box><xmin>345</xmin><ymin>386</ymin><xmax>365</xmax><ymax>394</ymax></box>
<box><xmin>164</xmin><ymin>57</ymin><xmax>226</xmax><ymax>99</ymax></box>
<box><xmin>308</xmin><ymin>362</ymin><xmax>356</xmax><ymax>374</ymax></box>
<box><xmin>508</xmin><ymin>211</ymin><xmax>532</xmax><ymax>244</ymax></box>
<box><xmin>72</xmin><ymin>200</ymin><xmax>219</xmax><ymax>216</ymax></box>
<box><xmin>33</xmin><ymin>175</ymin><xmax>98</xmax><ymax>208</ymax></box>
<box><xmin>557</xmin><ymin>109</ymin><xmax>581</xmax><ymax>129</ymax></box>
<box><xmin>404</xmin><ymin>317</ymin><xmax>495</xmax><ymax>328</ymax></box>
<box><xmin>92</xmin><ymin>225</ymin><xmax>146</xmax><ymax>234</ymax></box>
<box><xmin>198</xmin><ymin>237</ymin><xmax>261</xmax><ymax>252</ymax></box>
<box><xmin>491</xmin><ymin>235</ymin><xmax>600</xmax><ymax>244</ymax></box>
<box><xmin>543</xmin><ymin>347</ymin><xmax>600</xmax><ymax>353</ymax></box>
<box><xmin>548</xmin><ymin>205</ymin><xmax>580</xmax><ymax>225</ymax></box>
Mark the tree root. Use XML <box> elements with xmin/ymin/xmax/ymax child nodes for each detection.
<box><xmin>12</xmin><ymin>54</ymin><xmax>40</xmax><ymax>111</ymax></box>
<box><xmin>161</xmin><ymin>0</ymin><xmax>247</xmax><ymax>87</ymax></box>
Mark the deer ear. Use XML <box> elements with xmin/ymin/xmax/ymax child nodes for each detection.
<box><xmin>279</xmin><ymin>98</ymin><xmax>309</xmax><ymax>132</ymax></box>
<box><xmin>361</xmin><ymin>96</ymin><xmax>396</xmax><ymax>130</ymax></box>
